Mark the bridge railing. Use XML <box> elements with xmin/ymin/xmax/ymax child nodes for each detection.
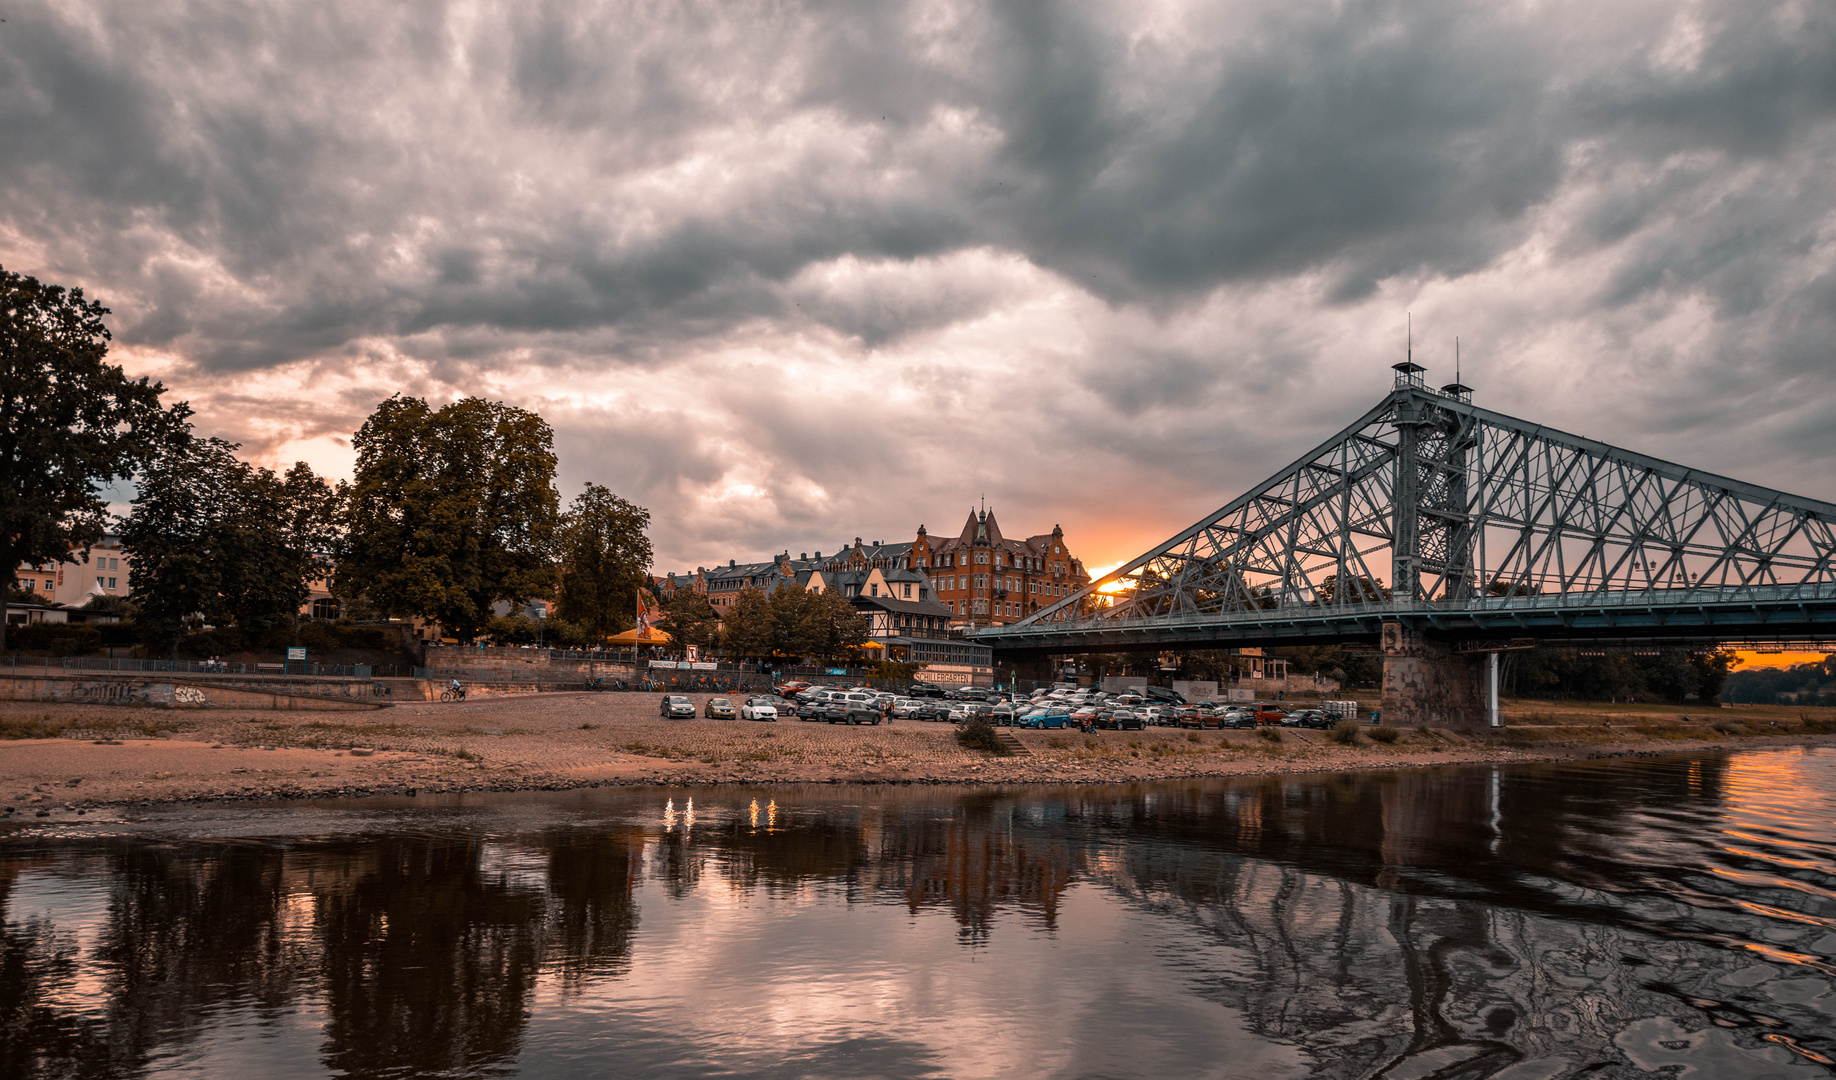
<box><xmin>981</xmin><ymin>580</ymin><xmax>1836</xmax><ymax>635</ymax></box>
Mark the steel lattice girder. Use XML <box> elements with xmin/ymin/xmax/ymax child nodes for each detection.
<box><xmin>976</xmin><ymin>387</ymin><xmax>1836</xmax><ymax>652</ymax></box>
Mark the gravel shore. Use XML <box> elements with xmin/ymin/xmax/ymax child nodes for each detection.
<box><xmin>2</xmin><ymin>692</ymin><xmax>1830</xmax><ymax>814</ymax></box>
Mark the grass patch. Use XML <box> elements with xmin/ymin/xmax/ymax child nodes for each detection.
<box><xmin>1367</xmin><ymin>726</ymin><xmax>1401</xmax><ymax>744</ymax></box>
<box><xmin>1329</xmin><ymin>719</ymin><xmax>1362</xmax><ymax>746</ymax></box>
<box><xmin>1254</xmin><ymin>727</ymin><xmax>1282</xmax><ymax>744</ymax></box>
<box><xmin>1801</xmin><ymin>715</ymin><xmax>1836</xmax><ymax>735</ymax></box>
<box><xmin>0</xmin><ymin>715</ymin><xmax>65</xmax><ymax>739</ymax></box>
<box><xmin>1186</xmin><ymin>731</ymin><xmax>1201</xmax><ymax>743</ymax></box>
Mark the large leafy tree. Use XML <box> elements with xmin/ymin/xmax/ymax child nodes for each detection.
<box><xmin>554</xmin><ymin>484</ymin><xmax>653</xmax><ymax>639</ymax></box>
<box><xmin>122</xmin><ymin>435</ymin><xmax>343</xmax><ymax>650</ymax></box>
<box><xmin>0</xmin><ymin>266</ymin><xmax>171</xmax><ymax>650</ymax></box>
<box><xmin>719</xmin><ymin>586</ymin><xmax>775</xmax><ymax>661</ymax></box>
<box><xmin>655</xmin><ymin>590</ymin><xmax>720</xmax><ymax>656</ymax></box>
<box><xmin>717</xmin><ymin>584</ymin><xmax>870</xmax><ymax>662</ymax></box>
<box><xmin>337</xmin><ymin>396</ymin><xmax>560</xmax><ymax>643</ymax></box>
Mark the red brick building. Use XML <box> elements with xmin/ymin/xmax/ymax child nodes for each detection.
<box><xmin>913</xmin><ymin>509</ymin><xmax>1089</xmax><ymax>627</ymax></box>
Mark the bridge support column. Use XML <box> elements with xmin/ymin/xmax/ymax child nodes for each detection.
<box><xmin>1380</xmin><ymin>622</ymin><xmax>1487</xmax><ymax>729</ymax></box>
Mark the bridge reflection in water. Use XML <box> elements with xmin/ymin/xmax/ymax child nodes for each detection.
<box><xmin>2</xmin><ymin>752</ymin><xmax>1833</xmax><ymax>1078</ymax></box>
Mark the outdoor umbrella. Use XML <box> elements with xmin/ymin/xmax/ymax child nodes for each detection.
<box><xmin>606</xmin><ymin>627</ymin><xmax>673</xmax><ymax>645</ymax></box>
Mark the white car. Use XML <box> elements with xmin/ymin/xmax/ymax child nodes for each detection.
<box><xmin>740</xmin><ymin>696</ymin><xmax>779</xmax><ymax>722</ymax></box>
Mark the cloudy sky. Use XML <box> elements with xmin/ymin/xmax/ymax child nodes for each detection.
<box><xmin>3</xmin><ymin>0</ymin><xmax>1833</xmax><ymax>574</ymax></box>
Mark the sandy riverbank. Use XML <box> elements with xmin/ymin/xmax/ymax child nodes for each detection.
<box><xmin>1</xmin><ymin>692</ymin><xmax>1832</xmax><ymax>813</ymax></box>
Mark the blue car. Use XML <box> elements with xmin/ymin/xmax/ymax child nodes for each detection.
<box><xmin>1018</xmin><ymin>710</ymin><xmax>1071</xmax><ymax>730</ymax></box>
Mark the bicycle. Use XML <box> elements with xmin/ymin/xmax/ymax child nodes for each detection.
<box><xmin>440</xmin><ymin>686</ymin><xmax>467</xmax><ymax>703</ymax></box>
<box><xmin>371</xmin><ymin>683</ymin><xmax>393</xmax><ymax>699</ymax></box>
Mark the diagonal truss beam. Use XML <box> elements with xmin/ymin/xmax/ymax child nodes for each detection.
<box><xmin>1002</xmin><ymin>385</ymin><xmax>1836</xmax><ymax>644</ymax></box>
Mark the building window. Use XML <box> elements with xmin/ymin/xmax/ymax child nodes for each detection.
<box><xmin>21</xmin><ymin>580</ymin><xmax>32</xmax><ymax>591</ymax></box>
<box><xmin>311</xmin><ymin>598</ymin><xmax>340</xmax><ymax>620</ymax></box>
<box><xmin>107</xmin><ymin>578</ymin><xmax>116</xmax><ymax>589</ymax></box>
<box><xmin>903</xmin><ymin>583</ymin><xmax>911</xmax><ymax>598</ymax></box>
<box><xmin>96</xmin><ymin>577</ymin><xmax>105</xmax><ymax>590</ymax></box>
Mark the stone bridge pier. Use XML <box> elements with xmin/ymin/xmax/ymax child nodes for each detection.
<box><xmin>1380</xmin><ymin>622</ymin><xmax>1489</xmax><ymax>729</ymax></box>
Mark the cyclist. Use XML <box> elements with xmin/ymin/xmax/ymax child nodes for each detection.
<box><xmin>448</xmin><ymin>678</ymin><xmax>464</xmax><ymax>698</ymax></box>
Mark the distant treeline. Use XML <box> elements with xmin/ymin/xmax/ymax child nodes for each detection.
<box><xmin>1723</xmin><ymin>658</ymin><xmax>1836</xmax><ymax>706</ymax></box>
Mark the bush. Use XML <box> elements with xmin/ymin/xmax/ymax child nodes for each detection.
<box><xmin>1368</xmin><ymin>726</ymin><xmax>1401</xmax><ymax>744</ymax></box>
<box><xmin>1254</xmin><ymin>726</ymin><xmax>1282</xmax><ymax>743</ymax></box>
<box><xmin>4</xmin><ymin>623</ymin><xmax>102</xmax><ymax>655</ymax></box>
<box><xmin>1710</xmin><ymin>720</ymin><xmax>1744</xmax><ymax>735</ymax></box>
<box><xmin>181</xmin><ymin>626</ymin><xmax>247</xmax><ymax>657</ymax></box>
<box><xmin>1801</xmin><ymin>715</ymin><xmax>1836</xmax><ymax>735</ymax></box>
<box><xmin>1329</xmin><ymin>719</ymin><xmax>1362</xmax><ymax>745</ymax></box>
<box><xmin>96</xmin><ymin>622</ymin><xmax>139</xmax><ymax>646</ymax></box>
<box><xmin>956</xmin><ymin>715</ymin><xmax>1008</xmax><ymax>755</ymax></box>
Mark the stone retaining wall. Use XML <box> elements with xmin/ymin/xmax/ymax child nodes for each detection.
<box><xmin>0</xmin><ymin>674</ymin><xmax>384</xmax><ymax>711</ymax></box>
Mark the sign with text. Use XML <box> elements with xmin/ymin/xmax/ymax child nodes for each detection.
<box><xmin>286</xmin><ymin>647</ymin><xmax>306</xmax><ymax>661</ymax></box>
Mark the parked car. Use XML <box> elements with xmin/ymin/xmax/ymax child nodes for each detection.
<box><xmin>1019</xmin><ymin>709</ymin><xmax>1071</xmax><ymax>729</ymax></box>
<box><xmin>703</xmin><ymin>696</ymin><xmax>737</xmax><ymax>719</ymax></box>
<box><xmin>738</xmin><ymin>696</ymin><xmax>777</xmax><ymax>721</ymax></box>
<box><xmin>1144</xmin><ymin>685</ymin><xmax>1185</xmax><ymax>704</ymax></box>
<box><xmin>659</xmin><ymin>695</ymin><xmax>695</xmax><ymax>719</ymax></box>
<box><xmin>1254</xmin><ymin>704</ymin><xmax>1289</xmax><ymax>726</ymax></box>
<box><xmin>990</xmin><ymin>703</ymin><xmax>1016</xmax><ymax>726</ymax></box>
<box><xmin>891</xmin><ymin>699</ymin><xmax>923</xmax><ymax>719</ymax></box>
<box><xmin>836</xmin><ymin>702</ymin><xmax>882</xmax><ymax>725</ymax></box>
<box><xmin>797</xmin><ymin>700</ymin><xmax>827</xmax><ymax>721</ymax></box>
<box><xmin>1096</xmin><ymin>708</ymin><xmax>1145</xmax><ymax>731</ymax></box>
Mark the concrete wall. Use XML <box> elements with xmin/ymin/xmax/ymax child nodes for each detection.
<box><xmin>424</xmin><ymin>647</ymin><xmax>637</xmax><ymax>682</ymax></box>
<box><xmin>0</xmin><ymin>674</ymin><xmax>383</xmax><ymax>711</ymax></box>
<box><xmin>1171</xmin><ymin>680</ymin><xmax>1219</xmax><ymax>702</ymax></box>
<box><xmin>1379</xmin><ymin>622</ymin><xmax>1485</xmax><ymax>728</ymax></box>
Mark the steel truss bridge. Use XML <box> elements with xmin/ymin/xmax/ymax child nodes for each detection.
<box><xmin>974</xmin><ymin>367</ymin><xmax>1836</xmax><ymax>658</ymax></box>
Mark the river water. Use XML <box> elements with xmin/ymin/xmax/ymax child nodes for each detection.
<box><xmin>3</xmin><ymin>749</ymin><xmax>1834</xmax><ymax>1079</ymax></box>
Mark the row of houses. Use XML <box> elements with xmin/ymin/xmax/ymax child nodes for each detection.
<box><xmin>648</xmin><ymin>507</ymin><xmax>1098</xmax><ymax>684</ymax></box>
<box><xmin>658</xmin><ymin>507</ymin><xmax>1092</xmax><ymax>625</ymax></box>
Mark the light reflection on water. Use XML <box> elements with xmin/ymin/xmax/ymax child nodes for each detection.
<box><xmin>1</xmin><ymin>748</ymin><xmax>1833</xmax><ymax>1078</ymax></box>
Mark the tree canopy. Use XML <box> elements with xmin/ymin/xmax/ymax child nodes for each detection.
<box><xmin>655</xmin><ymin>589</ymin><xmax>721</xmax><ymax>656</ymax></box>
<box><xmin>121</xmin><ymin>434</ymin><xmax>342</xmax><ymax>649</ymax></box>
<box><xmin>337</xmin><ymin>396</ymin><xmax>560</xmax><ymax>643</ymax></box>
<box><xmin>553</xmin><ymin>484</ymin><xmax>653</xmax><ymax>639</ymax></box>
<box><xmin>0</xmin><ymin>266</ymin><xmax>172</xmax><ymax>650</ymax></box>
<box><xmin>718</xmin><ymin>584</ymin><xmax>870</xmax><ymax>662</ymax></box>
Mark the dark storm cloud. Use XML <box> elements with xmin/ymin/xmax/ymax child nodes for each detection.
<box><xmin>1</xmin><ymin>0</ymin><xmax>1833</xmax><ymax>568</ymax></box>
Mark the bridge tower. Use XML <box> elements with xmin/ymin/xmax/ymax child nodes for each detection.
<box><xmin>1385</xmin><ymin>363</ymin><xmax>1488</xmax><ymax>725</ymax></box>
